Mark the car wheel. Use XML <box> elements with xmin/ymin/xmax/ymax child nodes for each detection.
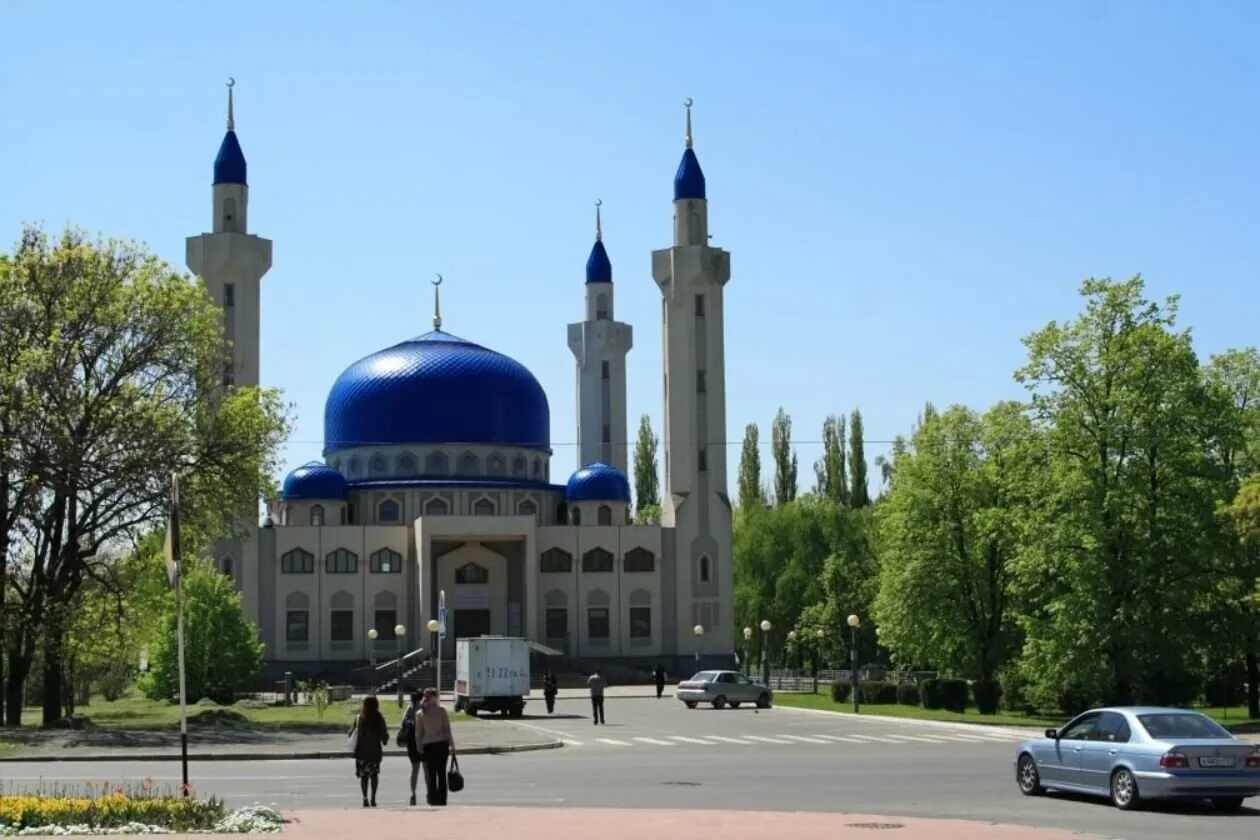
<box><xmin>1110</xmin><ymin>767</ymin><xmax>1140</xmax><ymax>810</ymax></box>
<box><xmin>1016</xmin><ymin>754</ymin><xmax>1043</xmax><ymax>796</ymax></box>
<box><xmin>730</xmin><ymin>701</ymin><xmax>742</xmax><ymax>709</ymax></box>
<box><xmin>756</xmin><ymin>692</ymin><xmax>771</xmax><ymax>709</ymax></box>
<box><xmin>713</xmin><ymin>696</ymin><xmax>727</xmax><ymax>709</ymax></box>
<box><xmin>684</xmin><ymin>701</ymin><xmax>697</xmax><ymax>709</ymax></box>
<box><xmin>1211</xmin><ymin>796</ymin><xmax>1244</xmax><ymax>812</ymax></box>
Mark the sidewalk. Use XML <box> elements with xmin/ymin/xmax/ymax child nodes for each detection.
<box><xmin>75</xmin><ymin>807</ymin><xmax>1104</xmax><ymax>840</ymax></box>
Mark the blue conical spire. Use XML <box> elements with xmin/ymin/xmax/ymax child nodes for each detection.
<box><xmin>585</xmin><ymin>200</ymin><xmax>612</xmax><ymax>283</ymax></box>
<box><xmin>673</xmin><ymin>98</ymin><xmax>706</xmax><ymax>200</ymax></box>
<box><xmin>213</xmin><ymin>79</ymin><xmax>247</xmax><ymax>185</ymax></box>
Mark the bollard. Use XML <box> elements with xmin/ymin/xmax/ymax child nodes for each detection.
<box><xmin>284</xmin><ymin>671</ymin><xmax>293</xmax><ymax>706</ymax></box>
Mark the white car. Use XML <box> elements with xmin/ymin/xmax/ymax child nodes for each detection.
<box><xmin>676</xmin><ymin>670</ymin><xmax>773</xmax><ymax>709</ymax></box>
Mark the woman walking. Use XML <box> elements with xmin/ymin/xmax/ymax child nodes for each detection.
<box><xmin>417</xmin><ymin>687</ymin><xmax>455</xmax><ymax>806</ymax></box>
<box><xmin>350</xmin><ymin>695</ymin><xmax>389</xmax><ymax>807</ymax></box>
<box><xmin>399</xmin><ymin>691</ymin><xmax>424</xmax><ymax>806</ymax></box>
<box><xmin>543</xmin><ymin>671</ymin><xmax>558</xmax><ymax>714</ymax></box>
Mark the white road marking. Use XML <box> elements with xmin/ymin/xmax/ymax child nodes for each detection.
<box><xmin>888</xmin><ymin>734</ymin><xmax>950</xmax><ymax>743</ymax></box>
<box><xmin>667</xmin><ymin>735</ymin><xmax>717</xmax><ymax>745</ymax></box>
<box><xmin>596</xmin><ymin>738</ymin><xmax>631</xmax><ymax>746</ymax></box>
<box><xmin>779</xmin><ymin>734</ymin><xmax>832</xmax><ymax>744</ymax></box>
<box><xmin>814</xmin><ymin>734</ymin><xmax>866</xmax><ymax>743</ymax></box>
<box><xmin>632</xmin><ymin>737</ymin><xmax>675</xmax><ymax>746</ymax></box>
<box><xmin>844</xmin><ymin>734</ymin><xmax>904</xmax><ymax>743</ymax></box>
<box><xmin>561</xmin><ymin>739</ymin><xmax>584</xmax><ymax>747</ymax></box>
<box><xmin>705</xmin><ymin>735</ymin><xmax>753</xmax><ymax>744</ymax></box>
<box><xmin>743</xmin><ymin>735</ymin><xmax>791</xmax><ymax>744</ymax></box>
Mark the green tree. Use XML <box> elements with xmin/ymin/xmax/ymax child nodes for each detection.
<box><xmin>1</xmin><ymin>228</ymin><xmax>289</xmax><ymax>725</ymax></box>
<box><xmin>737</xmin><ymin>423</ymin><xmax>765</xmax><ymax>510</ymax></box>
<box><xmin>874</xmin><ymin>402</ymin><xmax>1037</xmax><ymax>687</ymax></box>
<box><xmin>632</xmin><ymin>415</ymin><xmax>660</xmax><ymax>518</ymax></box>
<box><xmin>143</xmin><ymin>558</ymin><xmax>264</xmax><ymax>704</ymax></box>
<box><xmin>813</xmin><ymin>414</ymin><xmax>848</xmax><ymax>506</ymax></box>
<box><xmin>849</xmin><ymin>409</ymin><xmax>871</xmax><ymax>507</ymax></box>
<box><xmin>1013</xmin><ymin>277</ymin><xmax>1217</xmax><ymax>710</ymax></box>
<box><xmin>771</xmin><ymin>408</ymin><xmax>798</xmax><ymax>505</ymax></box>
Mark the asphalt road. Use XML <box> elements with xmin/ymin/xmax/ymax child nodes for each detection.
<box><xmin>7</xmin><ymin>696</ymin><xmax>1257</xmax><ymax>840</ymax></box>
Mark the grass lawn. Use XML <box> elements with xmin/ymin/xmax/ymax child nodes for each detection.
<box><xmin>774</xmin><ymin>689</ymin><xmax>1260</xmax><ymax>732</ymax></box>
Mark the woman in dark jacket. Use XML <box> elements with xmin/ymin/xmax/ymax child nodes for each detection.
<box><xmin>400</xmin><ymin>691</ymin><xmax>424</xmax><ymax>805</ymax></box>
<box><xmin>350</xmin><ymin>695</ymin><xmax>389</xmax><ymax>807</ymax></box>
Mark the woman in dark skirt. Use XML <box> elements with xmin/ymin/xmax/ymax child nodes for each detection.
<box><xmin>350</xmin><ymin>695</ymin><xmax>389</xmax><ymax>807</ymax></box>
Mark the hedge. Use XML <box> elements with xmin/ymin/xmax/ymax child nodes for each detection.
<box><xmin>895</xmin><ymin>682</ymin><xmax>921</xmax><ymax>706</ymax></box>
<box><xmin>830</xmin><ymin>680</ymin><xmax>851</xmax><ymax>703</ymax></box>
<box><xmin>858</xmin><ymin>680</ymin><xmax>899</xmax><ymax>704</ymax></box>
<box><xmin>972</xmin><ymin>680</ymin><xmax>1002</xmax><ymax>715</ymax></box>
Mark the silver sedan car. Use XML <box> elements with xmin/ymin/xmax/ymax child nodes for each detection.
<box><xmin>1014</xmin><ymin>706</ymin><xmax>1260</xmax><ymax>811</ymax></box>
<box><xmin>676</xmin><ymin>670</ymin><xmax>773</xmax><ymax>709</ymax></box>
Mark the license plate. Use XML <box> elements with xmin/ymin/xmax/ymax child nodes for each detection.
<box><xmin>1198</xmin><ymin>756</ymin><xmax>1237</xmax><ymax>768</ymax></box>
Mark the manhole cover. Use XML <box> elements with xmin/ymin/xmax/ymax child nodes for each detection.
<box><xmin>846</xmin><ymin>823</ymin><xmax>904</xmax><ymax>830</ymax></box>
<box><xmin>661</xmin><ymin>781</ymin><xmax>702</xmax><ymax>787</ymax></box>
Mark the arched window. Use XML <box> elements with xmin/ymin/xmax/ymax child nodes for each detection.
<box><xmin>555</xmin><ymin>502</ymin><xmax>568</xmax><ymax>525</ymax></box>
<box><xmin>369</xmin><ymin>453</ymin><xmax>388</xmax><ymax>477</ymax></box>
<box><xmin>378</xmin><ymin>499</ymin><xmax>401</xmax><ymax>523</ymax></box>
<box><xmin>456</xmin><ymin>562</ymin><xmax>490</xmax><ymax>585</ymax></box>
<box><xmin>571</xmin><ymin>506</ymin><xmax>582</xmax><ymax>526</ymax></box>
<box><xmin>347</xmin><ymin>456</ymin><xmax>361</xmax><ymax>478</ymax></box>
<box><xmin>512</xmin><ymin>455</ymin><xmax>527</xmax><ymax>477</ymax></box>
<box><xmin>310</xmin><ymin>505</ymin><xmax>325</xmax><ymax>526</ymax></box>
<box><xmin>473</xmin><ymin>497</ymin><xmax>496</xmax><ymax>516</ymax></box>
<box><xmin>518</xmin><ymin>499</ymin><xmax>538</xmax><ymax>522</ymax></box>
<box><xmin>597</xmin><ymin>504</ymin><xmax>612</xmax><ymax>526</ymax></box>
<box><xmin>540</xmin><ymin>548</ymin><xmax>573</xmax><ymax>573</ymax></box>
<box><xmin>285</xmin><ymin>591</ymin><xmax>310</xmax><ymax>643</ymax></box>
<box><xmin>582</xmin><ymin>547</ymin><xmax>614</xmax><ymax>573</ymax></box>
<box><xmin>397</xmin><ymin>452</ymin><xmax>417</xmax><ymax>475</ymax></box>
<box><xmin>370</xmin><ymin>547</ymin><xmax>403</xmax><ymax>574</ymax></box>
<box><xmin>457</xmin><ymin>452</ymin><xmax>479</xmax><ymax>475</ymax></box>
<box><xmin>426</xmin><ymin>451</ymin><xmax>449</xmax><ymax>475</ymax></box>
<box><xmin>699</xmin><ymin>554</ymin><xmax>711</xmax><ymax>583</ymax></box>
<box><xmin>532</xmin><ymin>457</ymin><xmax>542</xmax><ymax>478</ymax></box>
<box><xmin>281</xmin><ymin>548</ymin><xmax>314</xmax><ymax>574</ymax></box>
<box><xmin>624</xmin><ymin>547</ymin><xmax>655</xmax><ymax>573</ymax></box>
<box><xmin>325</xmin><ymin>548</ymin><xmax>359</xmax><ymax>574</ymax></box>
<box><xmin>329</xmin><ymin>590</ymin><xmax>354</xmax><ymax>645</ymax></box>
<box><xmin>487</xmin><ymin>454</ymin><xmax>506</xmax><ymax>476</ymax></box>
<box><xmin>424</xmin><ymin>497</ymin><xmax>449</xmax><ymax>516</ymax></box>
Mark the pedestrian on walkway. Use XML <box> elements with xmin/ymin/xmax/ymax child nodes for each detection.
<box><xmin>350</xmin><ymin>695</ymin><xmax>389</xmax><ymax>808</ymax></box>
<box><xmin>543</xmin><ymin>671</ymin><xmax>558</xmax><ymax>715</ymax></box>
<box><xmin>398</xmin><ymin>691</ymin><xmax>423</xmax><ymax>806</ymax></box>
<box><xmin>417</xmin><ymin>687</ymin><xmax>455</xmax><ymax>806</ymax></box>
<box><xmin>588</xmin><ymin>669</ymin><xmax>606</xmax><ymax>725</ymax></box>
<box><xmin>653</xmin><ymin>664</ymin><xmax>666</xmax><ymax>699</ymax></box>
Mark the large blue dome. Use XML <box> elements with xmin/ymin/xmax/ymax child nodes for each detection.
<box><xmin>282</xmin><ymin>461</ymin><xmax>347</xmax><ymax>500</ymax></box>
<box><xmin>566</xmin><ymin>462</ymin><xmax>632</xmax><ymax>503</ymax></box>
<box><xmin>324</xmin><ymin>330</ymin><xmax>550</xmax><ymax>454</ymax></box>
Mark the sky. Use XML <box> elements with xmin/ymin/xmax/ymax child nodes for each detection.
<box><xmin>2</xmin><ymin>1</ymin><xmax>1258</xmax><ymax>496</ymax></box>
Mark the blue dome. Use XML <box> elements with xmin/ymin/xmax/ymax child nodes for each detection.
<box><xmin>282</xmin><ymin>462</ymin><xmax>347</xmax><ymax>500</ymax></box>
<box><xmin>673</xmin><ymin>147</ymin><xmax>706</xmax><ymax>200</ymax></box>
<box><xmin>214</xmin><ymin>130</ymin><xmax>247</xmax><ymax>185</ymax></box>
<box><xmin>566</xmin><ymin>462</ymin><xmax>632</xmax><ymax>503</ymax></box>
<box><xmin>324</xmin><ymin>330</ymin><xmax>550</xmax><ymax>454</ymax></box>
<box><xmin>585</xmin><ymin>240</ymin><xmax>612</xmax><ymax>284</ymax></box>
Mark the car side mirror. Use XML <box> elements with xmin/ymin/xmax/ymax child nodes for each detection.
<box><xmin>1044</xmin><ymin>728</ymin><xmax>1058</xmax><ymax>739</ymax></box>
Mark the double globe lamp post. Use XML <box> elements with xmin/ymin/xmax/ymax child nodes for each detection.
<box><xmin>847</xmin><ymin>613</ymin><xmax>861</xmax><ymax>713</ymax></box>
<box><xmin>742</xmin><ymin>626</ymin><xmax>753</xmax><ymax>675</ymax></box>
<box><xmin>759</xmin><ymin>619</ymin><xmax>771</xmax><ymax>687</ymax></box>
<box><xmin>693</xmin><ymin>624</ymin><xmax>704</xmax><ymax>670</ymax></box>
<box><xmin>367</xmin><ymin>628</ymin><xmax>379</xmax><ymax>693</ymax></box>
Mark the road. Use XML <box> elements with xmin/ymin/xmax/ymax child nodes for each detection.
<box><xmin>9</xmin><ymin>695</ymin><xmax>1256</xmax><ymax>840</ymax></box>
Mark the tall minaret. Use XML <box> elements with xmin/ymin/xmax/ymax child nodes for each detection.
<box><xmin>186</xmin><ymin>78</ymin><xmax>273</xmax><ymax>390</ymax></box>
<box><xmin>567</xmin><ymin>201</ymin><xmax>634</xmax><ymax>472</ymax></box>
<box><xmin>652</xmin><ymin>100</ymin><xmax>733</xmax><ymax>658</ymax></box>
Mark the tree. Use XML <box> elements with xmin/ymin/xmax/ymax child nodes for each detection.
<box><xmin>874</xmin><ymin>402</ymin><xmax>1037</xmax><ymax>687</ymax></box>
<box><xmin>737</xmin><ymin>423</ymin><xmax>765</xmax><ymax>510</ymax></box>
<box><xmin>2</xmin><ymin>228</ymin><xmax>289</xmax><ymax>725</ymax></box>
<box><xmin>771</xmin><ymin>408</ymin><xmax>798</xmax><ymax>505</ymax></box>
<box><xmin>1013</xmin><ymin>277</ymin><xmax>1217</xmax><ymax>710</ymax></box>
<box><xmin>849</xmin><ymin>409</ymin><xmax>871</xmax><ymax>507</ymax></box>
<box><xmin>813</xmin><ymin>415</ymin><xmax>848</xmax><ymax>506</ymax></box>
<box><xmin>142</xmin><ymin>558</ymin><xmax>264</xmax><ymax>704</ymax></box>
<box><xmin>632</xmin><ymin>415</ymin><xmax>660</xmax><ymax>518</ymax></box>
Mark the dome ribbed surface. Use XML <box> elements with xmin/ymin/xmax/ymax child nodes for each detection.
<box><xmin>565</xmin><ymin>462</ymin><xmax>632</xmax><ymax>502</ymax></box>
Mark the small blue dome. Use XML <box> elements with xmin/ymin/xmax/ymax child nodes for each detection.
<box><xmin>566</xmin><ymin>462</ymin><xmax>632</xmax><ymax>503</ymax></box>
<box><xmin>324</xmin><ymin>330</ymin><xmax>550</xmax><ymax>454</ymax></box>
<box><xmin>282</xmin><ymin>462</ymin><xmax>347</xmax><ymax>500</ymax></box>
<box><xmin>585</xmin><ymin>240</ymin><xmax>612</xmax><ymax>284</ymax></box>
<box><xmin>673</xmin><ymin>147</ymin><xmax>706</xmax><ymax>200</ymax></box>
<box><xmin>214</xmin><ymin>130</ymin><xmax>247</xmax><ymax>185</ymax></box>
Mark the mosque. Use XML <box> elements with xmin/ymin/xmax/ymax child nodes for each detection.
<box><xmin>189</xmin><ymin>84</ymin><xmax>734</xmax><ymax>681</ymax></box>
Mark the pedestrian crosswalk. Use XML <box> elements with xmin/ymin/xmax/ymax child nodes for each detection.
<box><xmin>563</xmin><ymin>727</ymin><xmax>1030</xmax><ymax>750</ymax></box>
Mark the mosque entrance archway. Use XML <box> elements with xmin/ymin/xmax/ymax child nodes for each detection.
<box><xmin>454</xmin><ymin>609</ymin><xmax>491</xmax><ymax>641</ymax></box>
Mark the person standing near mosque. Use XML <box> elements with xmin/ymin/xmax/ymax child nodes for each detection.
<box><xmin>588</xmin><ymin>668</ymin><xmax>607</xmax><ymax>725</ymax></box>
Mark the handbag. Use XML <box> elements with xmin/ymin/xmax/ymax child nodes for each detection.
<box><xmin>447</xmin><ymin>754</ymin><xmax>464</xmax><ymax>793</ymax></box>
<box><xmin>346</xmin><ymin>720</ymin><xmax>359</xmax><ymax>752</ymax></box>
<box><xmin>396</xmin><ymin>708</ymin><xmax>414</xmax><ymax>748</ymax></box>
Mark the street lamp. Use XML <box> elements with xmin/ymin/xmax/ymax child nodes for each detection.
<box><xmin>742</xmin><ymin>627</ymin><xmax>752</xmax><ymax>676</ymax></box>
<box><xmin>394</xmin><ymin>624</ymin><xmax>407</xmax><ymax>708</ymax></box>
<box><xmin>427</xmin><ymin>618</ymin><xmax>441</xmax><ymax>706</ymax></box>
<box><xmin>693</xmin><ymin>624</ymin><xmax>704</xmax><ymax>669</ymax></box>
<box><xmin>813</xmin><ymin>628</ymin><xmax>824</xmax><ymax>695</ymax></box>
<box><xmin>847</xmin><ymin>614</ymin><xmax>861</xmax><ymax>713</ymax></box>
<box><xmin>367</xmin><ymin>628</ymin><xmax>379</xmax><ymax>693</ymax></box>
<box><xmin>759</xmin><ymin>619</ymin><xmax>771</xmax><ymax>687</ymax></box>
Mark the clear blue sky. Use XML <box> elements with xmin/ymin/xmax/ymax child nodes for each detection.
<box><xmin>3</xmin><ymin>1</ymin><xmax>1257</xmax><ymax>494</ymax></box>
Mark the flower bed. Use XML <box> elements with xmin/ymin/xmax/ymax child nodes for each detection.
<box><xmin>0</xmin><ymin>782</ymin><xmax>283</xmax><ymax>835</ymax></box>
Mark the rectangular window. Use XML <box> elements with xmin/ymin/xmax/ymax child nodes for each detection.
<box><xmin>286</xmin><ymin>610</ymin><xmax>309</xmax><ymax>643</ymax></box>
<box><xmin>545</xmin><ymin>608</ymin><xmax>568</xmax><ymax>639</ymax></box>
<box><xmin>224</xmin><ymin>283</ymin><xmax>235</xmax><ymax>307</ymax></box>
<box><xmin>587</xmin><ymin>608</ymin><xmax>610</xmax><ymax>639</ymax></box>
<box><xmin>629</xmin><ymin>607</ymin><xmax>651</xmax><ymax>639</ymax></box>
<box><xmin>601</xmin><ymin>361</ymin><xmax>610</xmax><ymax>380</ymax></box>
<box><xmin>697</xmin><ymin>370</ymin><xmax>706</xmax><ymax>393</ymax></box>
<box><xmin>330</xmin><ymin>610</ymin><xmax>354</xmax><ymax>643</ymax></box>
<box><xmin>374</xmin><ymin>610</ymin><xmax>398</xmax><ymax>641</ymax></box>
<box><xmin>698</xmin><ymin>447</ymin><xmax>708</xmax><ymax>472</ymax></box>
<box><xmin>695</xmin><ymin>293</ymin><xmax>705</xmax><ymax>317</ymax></box>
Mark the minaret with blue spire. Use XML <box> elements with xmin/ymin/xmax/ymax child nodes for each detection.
<box><xmin>652</xmin><ymin>99</ymin><xmax>733</xmax><ymax>665</ymax></box>
<box><xmin>187</xmin><ymin>78</ymin><xmax>273</xmax><ymax>391</ymax></box>
<box><xmin>568</xmin><ymin>200</ymin><xmax>634</xmax><ymax>473</ymax></box>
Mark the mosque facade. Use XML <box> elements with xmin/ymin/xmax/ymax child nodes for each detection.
<box><xmin>190</xmin><ymin>86</ymin><xmax>734</xmax><ymax>679</ymax></box>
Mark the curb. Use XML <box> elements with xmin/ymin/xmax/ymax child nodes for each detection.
<box><xmin>0</xmin><ymin>740</ymin><xmax>563</xmax><ymax>764</ymax></box>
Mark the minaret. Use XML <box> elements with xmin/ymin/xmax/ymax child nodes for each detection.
<box><xmin>567</xmin><ymin>201</ymin><xmax>634</xmax><ymax>472</ymax></box>
<box><xmin>652</xmin><ymin>99</ymin><xmax>733</xmax><ymax>659</ymax></box>
<box><xmin>186</xmin><ymin>78</ymin><xmax>273</xmax><ymax>389</ymax></box>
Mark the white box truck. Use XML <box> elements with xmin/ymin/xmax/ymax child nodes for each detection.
<box><xmin>453</xmin><ymin>636</ymin><xmax>530</xmax><ymax>717</ymax></box>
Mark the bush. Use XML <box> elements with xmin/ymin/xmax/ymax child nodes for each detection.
<box><xmin>830</xmin><ymin>680</ymin><xmax>851</xmax><ymax>703</ymax></box>
<box><xmin>920</xmin><ymin>678</ymin><xmax>943</xmax><ymax>710</ymax></box>
<box><xmin>895</xmin><ymin>682</ymin><xmax>921</xmax><ymax>706</ymax></box>
<box><xmin>939</xmin><ymin>679</ymin><xmax>969</xmax><ymax>713</ymax></box>
<box><xmin>859</xmin><ymin>680</ymin><xmax>898</xmax><ymax>704</ymax></box>
<box><xmin>973</xmin><ymin>680</ymin><xmax>1002</xmax><ymax>714</ymax></box>
<box><xmin>999</xmin><ymin>668</ymin><xmax>1033</xmax><ymax>714</ymax></box>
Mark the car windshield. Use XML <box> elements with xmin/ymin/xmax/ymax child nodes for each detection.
<box><xmin>1137</xmin><ymin>713</ymin><xmax>1232</xmax><ymax>740</ymax></box>
<box><xmin>689</xmin><ymin>671</ymin><xmax>719</xmax><ymax>682</ymax></box>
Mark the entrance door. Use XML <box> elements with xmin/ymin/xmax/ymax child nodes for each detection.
<box><xmin>454</xmin><ymin>609</ymin><xmax>491</xmax><ymax>641</ymax></box>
